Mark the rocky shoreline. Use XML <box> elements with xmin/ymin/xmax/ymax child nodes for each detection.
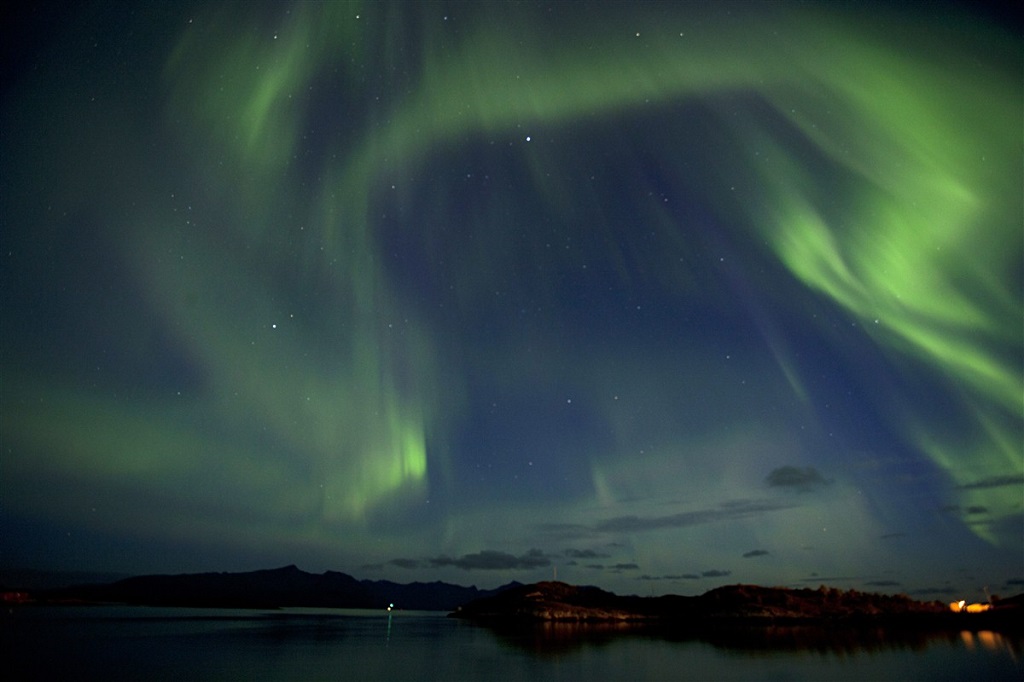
<box><xmin>449</xmin><ymin>581</ymin><xmax>1023</xmax><ymax>631</ymax></box>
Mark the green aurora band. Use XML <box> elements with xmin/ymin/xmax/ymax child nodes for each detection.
<box><xmin>3</xmin><ymin>1</ymin><xmax>1019</xmax><ymax>562</ymax></box>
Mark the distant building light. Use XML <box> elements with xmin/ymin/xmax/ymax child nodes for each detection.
<box><xmin>949</xmin><ymin>599</ymin><xmax>990</xmax><ymax>613</ymax></box>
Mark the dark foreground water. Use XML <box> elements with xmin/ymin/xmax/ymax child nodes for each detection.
<box><xmin>3</xmin><ymin>606</ymin><xmax>1021</xmax><ymax>681</ymax></box>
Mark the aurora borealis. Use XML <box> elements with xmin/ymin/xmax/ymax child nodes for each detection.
<box><xmin>1</xmin><ymin>1</ymin><xmax>1021</xmax><ymax>600</ymax></box>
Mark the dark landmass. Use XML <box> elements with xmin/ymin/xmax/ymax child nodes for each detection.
<box><xmin>0</xmin><ymin>569</ymin><xmax>130</xmax><ymax>591</ymax></box>
<box><xmin>450</xmin><ymin>580</ymin><xmax>1024</xmax><ymax>632</ymax></box>
<box><xmin>6</xmin><ymin>570</ymin><xmax>1021</xmax><ymax>657</ymax></box>
<box><xmin>449</xmin><ymin>581</ymin><xmax>1024</xmax><ymax>656</ymax></box>
<box><xmin>5</xmin><ymin>565</ymin><xmax>518</xmax><ymax>611</ymax></box>
<box><xmin>7</xmin><ymin>567</ymin><xmax>1021</xmax><ymax>639</ymax></box>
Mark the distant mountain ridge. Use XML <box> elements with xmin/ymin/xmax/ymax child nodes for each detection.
<box><xmin>35</xmin><ymin>565</ymin><xmax>521</xmax><ymax>611</ymax></box>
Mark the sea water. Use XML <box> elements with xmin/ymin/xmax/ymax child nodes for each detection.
<box><xmin>2</xmin><ymin>606</ymin><xmax>1020</xmax><ymax>681</ymax></box>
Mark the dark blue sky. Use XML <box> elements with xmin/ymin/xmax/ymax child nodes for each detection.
<box><xmin>1</xmin><ymin>1</ymin><xmax>1021</xmax><ymax>601</ymax></box>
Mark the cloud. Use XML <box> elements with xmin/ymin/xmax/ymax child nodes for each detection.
<box><xmin>641</xmin><ymin>572</ymin><xmax>728</xmax><ymax>581</ymax></box>
<box><xmin>390</xmin><ymin>549</ymin><xmax>552</xmax><ymax>571</ymax></box>
<box><xmin>864</xmin><ymin>580</ymin><xmax>901</xmax><ymax>587</ymax></box>
<box><xmin>702</xmin><ymin>569</ymin><xmax>731</xmax><ymax>578</ymax></box>
<box><xmin>431</xmin><ymin>549</ymin><xmax>552</xmax><ymax>571</ymax></box>
<box><xmin>765</xmin><ymin>466</ymin><xmax>832</xmax><ymax>491</ymax></box>
<box><xmin>582</xmin><ymin>499</ymin><xmax>796</xmax><ymax>535</ymax></box>
<box><xmin>575</xmin><ymin>561</ymin><xmax>639</xmax><ymax>572</ymax></box>
<box><xmin>388</xmin><ymin>558</ymin><xmax>424</xmax><ymax>569</ymax></box>
<box><xmin>742</xmin><ymin>549</ymin><xmax>769</xmax><ymax>558</ymax></box>
<box><xmin>964</xmin><ymin>506</ymin><xmax>989</xmax><ymax>515</ymax></box>
<box><xmin>956</xmin><ymin>474</ymin><xmax>1023</xmax><ymax>490</ymax></box>
<box><xmin>564</xmin><ymin>548</ymin><xmax>609</xmax><ymax>559</ymax></box>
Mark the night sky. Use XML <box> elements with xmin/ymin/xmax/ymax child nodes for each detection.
<box><xmin>2</xmin><ymin>1</ymin><xmax>1021</xmax><ymax>601</ymax></box>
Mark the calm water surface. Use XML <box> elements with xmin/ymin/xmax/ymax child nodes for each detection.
<box><xmin>3</xmin><ymin>606</ymin><xmax>1020</xmax><ymax>681</ymax></box>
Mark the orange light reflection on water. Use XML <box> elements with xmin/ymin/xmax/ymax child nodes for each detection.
<box><xmin>959</xmin><ymin>629</ymin><xmax>1018</xmax><ymax>659</ymax></box>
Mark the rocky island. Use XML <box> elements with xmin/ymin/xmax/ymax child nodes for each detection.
<box><xmin>450</xmin><ymin>580</ymin><xmax>1023</xmax><ymax>631</ymax></box>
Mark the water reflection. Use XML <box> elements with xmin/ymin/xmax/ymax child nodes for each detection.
<box><xmin>463</xmin><ymin>619</ymin><xmax>646</xmax><ymax>657</ymax></box>
<box><xmin>477</xmin><ymin>619</ymin><xmax>1024</xmax><ymax>659</ymax></box>
<box><xmin>960</xmin><ymin>630</ymin><xmax>1021</xmax><ymax>660</ymax></box>
<box><xmin>5</xmin><ymin>607</ymin><xmax>1022</xmax><ymax>682</ymax></box>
